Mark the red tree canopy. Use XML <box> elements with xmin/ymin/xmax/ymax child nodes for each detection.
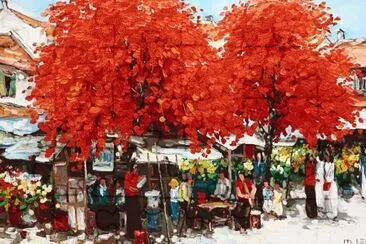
<box><xmin>29</xmin><ymin>0</ymin><xmax>233</xmax><ymax>160</ymax></box>
<box><xmin>216</xmin><ymin>0</ymin><xmax>361</xmax><ymax>146</ymax></box>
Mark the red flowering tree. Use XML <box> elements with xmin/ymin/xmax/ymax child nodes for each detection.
<box><xmin>29</xmin><ymin>0</ymin><xmax>243</xmax><ymax>160</ymax></box>
<box><xmin>217</xmin><ymin>0</ymin><xmax>361</xmax><ymax>174</ymax></box>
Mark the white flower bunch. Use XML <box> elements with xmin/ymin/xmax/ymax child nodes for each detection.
<box><xmin>271</xmin><ymin>165</ymin><xmax>284</xmax><ymax>174</ymax></box>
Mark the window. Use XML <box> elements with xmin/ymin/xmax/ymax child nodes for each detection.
<box><xmin>353</xmin><ymin>73</ymin><xmax>366</xmax><ymax>92</ymax></box>
<box><xmin>361</xmin><ymin>77</ymin><xmax>366</xmax><ymax>91</ymax></box>
<box><xmin>0</xmin><ymin>72</ymin><xmax>16</xmax><ymax>98</ymax></box>
<box><xmin>353</xmin><ymin>74</ymin><xmax>360</xmax><ymax>90</ymax></box>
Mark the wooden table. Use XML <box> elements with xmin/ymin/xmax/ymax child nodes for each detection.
<box><xmin>198</xmin><ymin>202</ymin><xmax>234</xmax><ymax>210</ymax></box>
<box><xmin>197</xmin><ymin>202</ymin><xmax>233</xmax><ymax>231</ymax></box>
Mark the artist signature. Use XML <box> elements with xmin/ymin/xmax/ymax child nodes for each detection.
<box><xmin>344</xmin><ymin>239</ymin><xmax>366</xmax><ymax>244</ymax></box>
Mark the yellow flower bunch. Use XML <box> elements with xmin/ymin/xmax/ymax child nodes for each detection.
<box><xmin>335</xmin><ymin>159</ymin><xmax>347</xmax><ymax>175</ymax></box>
<box><xmin>335</xmin><ymin>145</ymin><xmax>361</xmax><ymax>175</ymax></box>
<box><xmin>179</xmin><ymin>159</ymin><xmax>218</xmax><ymax>180</ymax></box>
<box><xmin>243</xmin><ymin>159</ymin><xmax>254</xmax><ymax>171</ymax></box>
<box><xmin>189</xmin><ymin>167</ymin><xmax>197</xmax><ymax>175</ymax></box>
<box><xmin>179</xmin><ymin>159</ymin><xmax>192</xmax><ymax>172</ymax></box>
<box><xmin>220</xmin><ymin>159</ymin><xmax>228</xmax><ymax>167</ymax></box>
<box><xmin>207</xmin><ymin>165</ymin><xmax>217</xmax><ymax>174</ymax></box>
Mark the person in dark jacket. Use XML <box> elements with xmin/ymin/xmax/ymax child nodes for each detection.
<box><xmin>304</xmin><ymin>154</ymin><xmax>318</xmax><ymax>218</ymax></box>
<box><xmin>96</xmin><ymin>178</ymin><xmax>110</xmax><ymax>206</ymax></box>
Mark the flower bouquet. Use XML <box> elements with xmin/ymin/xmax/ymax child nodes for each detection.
<box><xmin>272</xmin><ymin>144</ymin><xmax>315</xmax><ymax>177</ymax></box>
<box><xmin>0</xmin><ymin>168</ymin><xmax>54</xmax><ymax>225</ymax></box>
<box><xmin>232</xmin><ymin>158</ymin><xmax>254</xmax><ymax>177</ymax></box>
<box><xmin>335</xmin><ymin>145</ymin><xmax>361</xmax><ymax>189</ymax></box>
<box><xmin>179</xmin><ymin>159</ymin><xmax>219</xmax><ymax>181</ymax></box>
<box><xmin>291</xmin><ymin>144</ymin><xmax>314</xmax><ymax>175</ymax></box>
<box><xmin>271</xmin><ymin>147</ymin><xmax>292</xmax><ymax>180</ymax></box>
<box><xmin>270</xmin><ymin>163</ymin><xmax>290</xmax><ymax>183</ymax></box>
<box><xmin>335</xmin><ymin>145</ymin><xmax>361</xmax><ymax>175</ymax></box>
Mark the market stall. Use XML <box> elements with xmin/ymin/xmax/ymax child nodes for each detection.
<box><xmin>0</xmin><ymin>134</ymin><xmax>71</xmax><ymax>231</ymax></box>
<box><xmin>132</xmin><ymin>144</ymin><xmax>223</xmax><ymax>195</ymax></box>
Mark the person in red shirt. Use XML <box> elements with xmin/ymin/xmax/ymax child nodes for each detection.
<box><xmin>233</xmin><ymin>171</ymin><xmax>256</xmax><ymax>234</ymax></box>
<box><xmin>304</xmin><ymin>154</ymin><xmax>318</xmax><ymax>219</ymax></box>
<box><xmin>124</xmin><ymin>163</ymin><xmax>142</xmax><ymax>239</ymax></box>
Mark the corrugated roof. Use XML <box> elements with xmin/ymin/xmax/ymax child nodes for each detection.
<box><xmin>9</xmin><ymin>8</ymin><xmax>54</xmax><ymax>37</ymax></box>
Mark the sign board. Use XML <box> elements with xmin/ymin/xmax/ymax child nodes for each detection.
<box><xmin>91</xmin><ymin>143</ymin><xmax>114</xmax><ymax>172</ymax></box>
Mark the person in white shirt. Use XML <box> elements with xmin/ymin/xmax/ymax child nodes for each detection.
<box><xmin>145</xmin><ymin>183</ymin><xmax>161</xmax><ymax>231</ymax></box>
<box><xmin>211</xmin><ymin>169</ymin><xmax>231</xmax><ymax>201</ymax></box>
<box><xmin>323</xmin><ymin>154</ymin><xmax>338</xmax><ymax>220</ymax></box>
<box><xmin>262</xmin><ymin>180</ymin><xmax>273</xmax><ymax>214</ymax></box>
<box><xmin>169</xmin><ymin>178</ymin><xmax>180</xmax><ymax>225</ymax></box>
<box><xmin>114</xmin><ymin>181</ymin><xmax>126</xmax><ymax>228</ymax></box>
<box><xmin>315</xmin><ymin>154</ymin><xmax>325</xmax><ymax>210</ymax></box>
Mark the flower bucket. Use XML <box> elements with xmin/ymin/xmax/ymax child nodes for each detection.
<box><xmin>134</xmin><ymin>230</ymin><xmax>148</xmax><ymax>244</ymax></box>
<box><xmin>8</xmin><ymin>205</ymin><xmax>24</xmax><ymax>227</ymax></box>
<box><xmin>35</xmin><ymin>201</ymin><xmax>52</xmax><ymax>223</ymax></box>
<box><xmin>52</xmin><ymin>209</ymin><xmax>69</xmax><ymax>232</ymax></box>
<box><xmin>193</xmin><ymin>180</ymin><xmax>215</xmax><ymax>194</ymax></box>
<box><xmin>0</xmin><ymin>206</ymin><xmax>7</xmax><ymax>224</ymax></box>
<box><xmin>196</xmin><ymin>192</ymin><xmax>207</xmax><ymax>204</ymax></box>
<box><xmin>146</xmin><ymin>208</ymin><xmax>161</xmax><ymax>231</ymax></box>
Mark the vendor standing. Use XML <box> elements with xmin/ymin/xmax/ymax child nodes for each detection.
<box><xmin>253</xmin><ymin>152</ymin><xmax>266</xmax><ymax>211</ymax></box>
<box><xmin>304</xmin><ymin>154</ymin><xmax>317</xmax><ymax>218</ymax></box>
<box><xmin>211</xmin><ymin>168</ymin><xmax>231</xmax><ymax>202</ymax></box>
<box><xmin>177</xmin><ymin>173</ymin><xmax>193</xmax><ymax>237</ymax></box>
<box><xmin>124</xmin><ymin>163</ymin><xmax>143</xmax><ymax>239</ymax></box>
<box><xmin>145</xmin><ymin>183</ymin><xmax>161</xmax><ymax>231</ymax></box>
<box><xmin>234</xmin><ymin>171</ymin><xmax>255</xmax><ymax>234</ymax></box>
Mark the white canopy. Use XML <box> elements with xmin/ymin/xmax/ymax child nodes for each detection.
<box><xmin>132</xmin><ymin>145</ymin><xmax>223</xmax><ymax>164</ymax></box>
<box><xmin>214</xmin><ymin>132</ymin><xmax>297</xmax><ymax>151</ymax></box>
<box><xmin>0</xmin><ymin>117</ymin><xmax>40</xmax><ymax>136</ymax></box>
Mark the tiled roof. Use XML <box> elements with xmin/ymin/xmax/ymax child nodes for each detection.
<box><xmin>355</xmin><ymin>99</ymin><xmax>366</xmax><ymax>108</ymax></box>
<box><xmin>339</xmin><ymin>39</ymin><xmax>366</xmax><ymax>68</ymax></box>
<box><xmin>0</xmin><ymin>103</ymin><xmax>35</xmax><ymax>118</ymax></box>
<box><xmin>0</xmin><ymin>34</ymin><xmax>34</xmax><ymax>72</ymax></box>
<box><xmin>199</xmin><ymin>21</ymin><xmax>221</xmax><ymax>41</ymax></box>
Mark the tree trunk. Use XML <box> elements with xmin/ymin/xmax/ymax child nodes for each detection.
<box><xmin>228</xmin><ymin>149</ymin><xmax>232</xmax><ymax>183</ymax></box>
<box><xmin>83</xmin><ymin>160</ymin><xmax>88</xmax><ymax>232</ymax></box>
<box><xmin>264</xmin><ymin>134</ymin><xmax>273</xmax><ymax>181</ymax></box>
<box><xmin>285</xmin><ymin>145</ymin><xmax>295</xmax><ymax>200</ymax></box>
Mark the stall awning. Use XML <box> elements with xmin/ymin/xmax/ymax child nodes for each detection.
<box><xmin>2</xmin><ymin>136</ymin><xmax>42</xmax><ymax>160</ymax></box>
<box><xmin>214</xmin><ymin>132</ymin><xmax>297</xmax><ymax>151</ymax></box>
<box><xmin>356</xmin><ymin>108</ymin><xmax>366</xmax><ymax>129</ymax></box>
<box><xmin>342</xmin><ymin>108</ymin><xmax>366</xmax><ymax>129</ymax></box>
<box><xmin>0</xmin><ymin>130</ymin><xmax>23</xmax><ymax>147</ymax></box>
<box><xmin>0</xmin><ymin>117</ymin><xmax>40</xmax><ymax>135</ymax></box>
<box><xmin>2</xmin><ymin>136</ymin><xmax>64</xmax><ymax>162</ymax></box>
